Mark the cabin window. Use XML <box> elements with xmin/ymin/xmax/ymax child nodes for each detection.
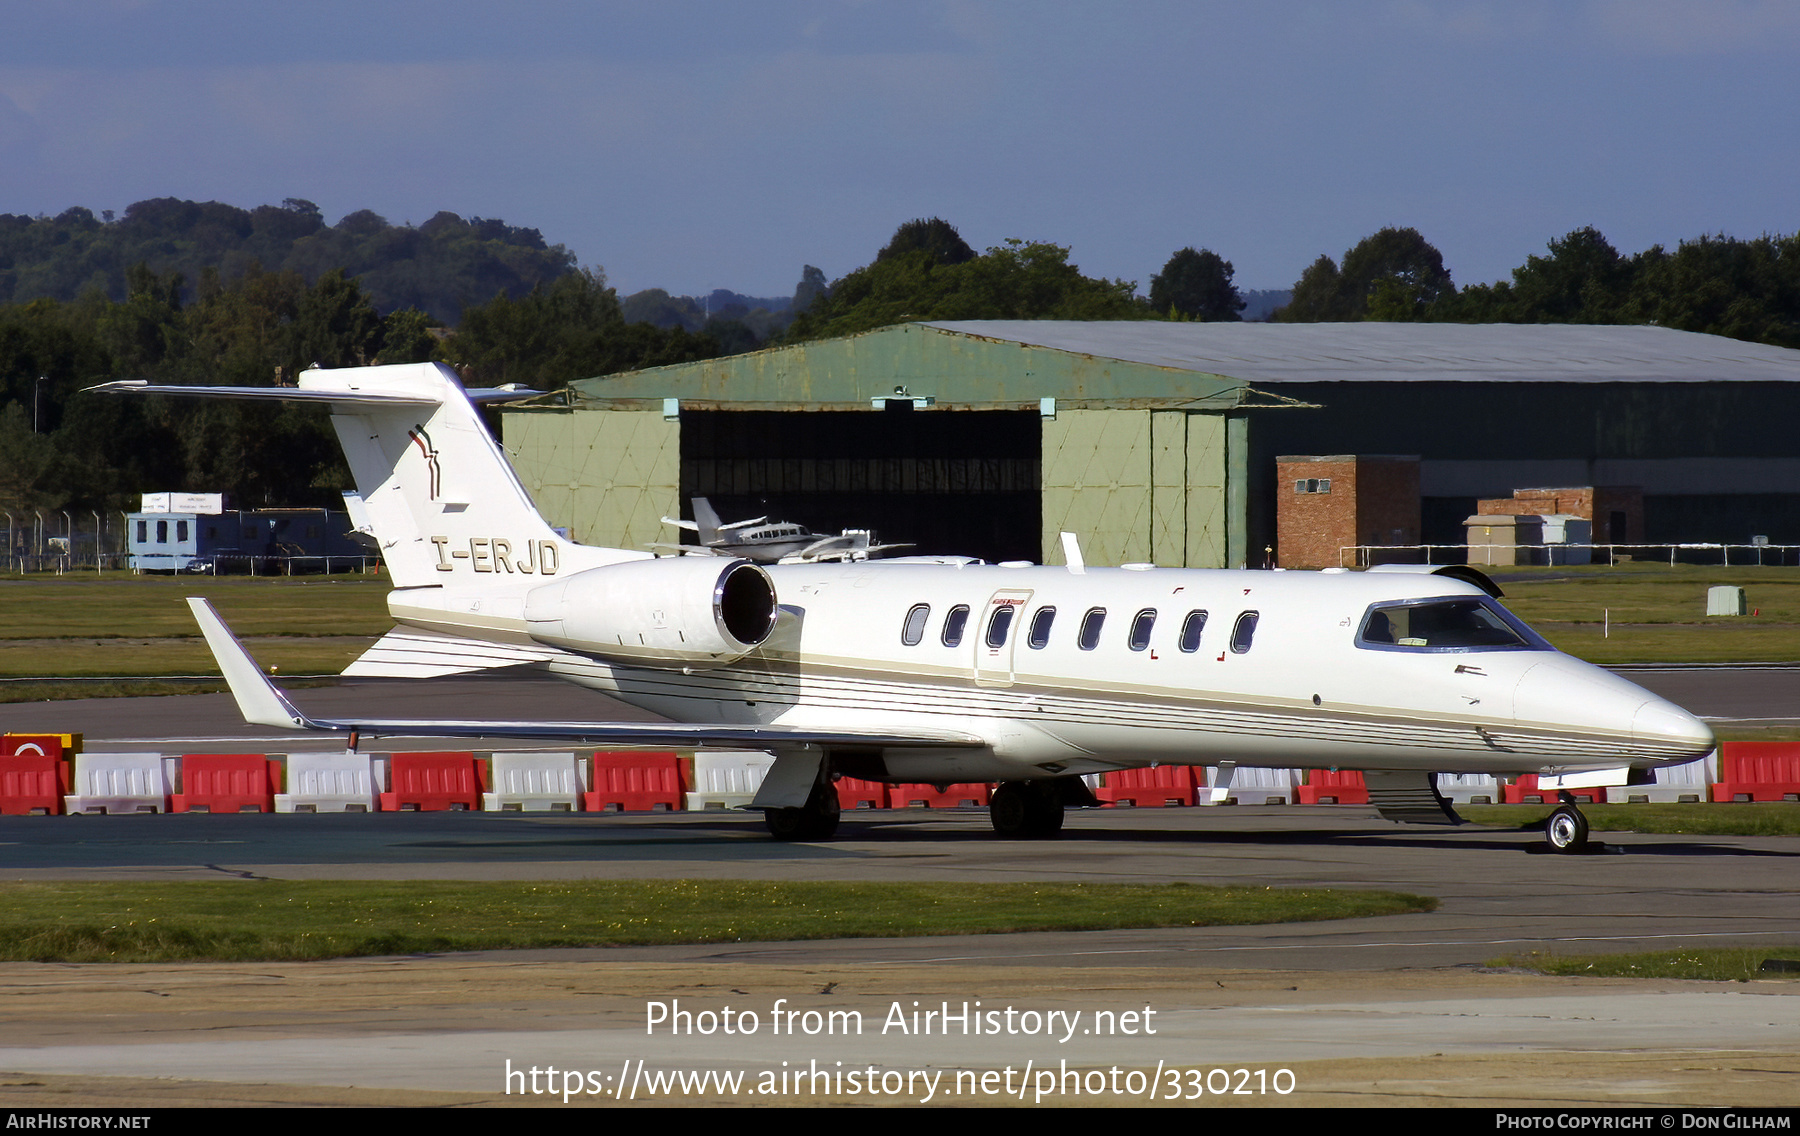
<box><xmin>1230</xmin><ymin>611</ymin><xmax>1259</xmax><ymax>654</ymax></box>
<box><xmin>1128</xmin><ymin>609</ymin><xmax>1157</xmax><ymax>651</ymax></box>
<box><xmin>1027</xmin><ymin>606</ymin><xmax>1056</xmax><ymax>649</ymax></box>
<box><xmin>1356</xmin><ymin>597</ymin><xmax>1548</xmax><ymax>652</ymax></box>
<box><xmin>942</xmin><ymin>605</ymin><xmax>970</xmax><ymax>647</ymax></box>
<box><xmin>901</xmin><ymin>603</ymin><xmax>930</xmax><ymax>646</ymax></box>
<box><xmin>985</xmin><ymin>605</ymin><xmax>1016</xmax><ymax>648</ymax></box>
<box><xmin>1179</xmin><ymin>610</ymin><xmax>1208</xmax><ymax>652</ymax></box>
<box><xmin>1078</xmin><ymin>608</ymin><xmax>1106</xmax><ymax>651</ymax></box>
<box><xmin>176</xmin><ymin>521</ymin><xmax>188</xmax><ymax>543</ymax></box>
<box><xmin>156</xmin><ymin>520</ymin><xmax>168</xmax><ymax>544</ymax></box>
<box><xmin>135</xmin><ymin>521</ymin><xmax>147</xmax><ymax>544</ymax></box>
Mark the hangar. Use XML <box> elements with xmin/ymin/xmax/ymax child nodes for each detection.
<box><xmin>500</xmin><ymin>321</ymin><xmax>1800</xmax><ymax>568</ymax></box>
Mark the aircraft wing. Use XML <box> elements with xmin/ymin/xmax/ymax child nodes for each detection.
<box><xmin>188</xmin><ymin>598</ymin><xmax>984</xmax><ymax>749</ymax></box>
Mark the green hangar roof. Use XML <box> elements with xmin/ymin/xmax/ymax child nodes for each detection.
<box><xmin>561</xmin><ymin>321</ymin><xmax>1255</xmax><ymax>411</ymax></box>
<box><xmin>558</xmin><ymin>321</ymin><xmax>1800</xmax><ymax>408</ymax></box>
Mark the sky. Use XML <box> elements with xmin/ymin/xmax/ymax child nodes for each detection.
<box><xmin>1</xmin><ymin>0</ymin><xmax>1797</xmax><ymax>300</ymax></box>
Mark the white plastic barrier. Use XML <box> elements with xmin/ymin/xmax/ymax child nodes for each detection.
<box><xmin>483</xmin><ymin>752</ymin><xmax>583</xmax><ymax>812</ymax></box>
<box><xmin>1203</xmin><ymin>765</ymin><xmax>1298</xmax><ymax>805</ymax></box>
<box><xmin>685</xmin><ymin>751</ymin><xmax>774</xmax><ymax>810</ymax></box>
<box><xmin>1435</xmin><ymin>772</ymin><xmax>1502</xmax><ymax>805</ymax></box>
<box><xmin>64</xmin><ymin>753</ymin><xmax>173</xmax><ymax>814</ymax></box>
<box><xmin>1617</xmin><ymin>750</ymin><xmax>1717</xmax><ymax>804</ymax></box>
<box><xmin>275</xmin><ymin>753</ymin><xmax>379</xmax><ymax>813</ymax></box>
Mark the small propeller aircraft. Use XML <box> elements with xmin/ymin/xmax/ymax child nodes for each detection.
<box><xmin>653</xmin><ymin>498</ymin><xmax>911</xmax><ymax>563</ymax></box>
<box><xmin>92</xmin><ymin>363</ymin><xmax>1714</xmax><ymax>851</ymax></box>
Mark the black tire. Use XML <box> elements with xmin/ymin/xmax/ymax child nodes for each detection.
<box><xmin>990</xmin><ymin>783</ymin><xmax>1031</xmax><ymax>838</ymax></box>
<box><xmin>1545</xmin><ymin>804</ymin><xmax>1589</xmax><ymax>853</ymax></box>
<box><xmin>765</xmin><ymin>778</ymin><xmax>841</xmax><ymax>841</ymax></box>
<box><xmin>990</xmin><ymin>780</ymin><xmax>1064</xmax><ymax>839</ymax></box>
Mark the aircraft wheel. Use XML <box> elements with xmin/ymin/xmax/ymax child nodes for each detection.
<box><xmin>1027</xmin><ymin>783</ymin><xmax>1066</xmax><ymax>836</ymax></box>
<box><xmin>1545</xmin><ymin>804</ymin><xmax>1589</xmax><ymax>854</ymax></box>
<box><xmin>990</xmin><ymin>781</ymin><xmax>1064</xmax><ymax>839</ymax></box>
<box><xmin>990</xmin><ymin>783</ymin><xmax>1031</xmax><ymax>837</ymax></box>
<box><xmin>765</xmin><ymin>778</ymin><xmax>840</xmax><ymax>841</ymax></box>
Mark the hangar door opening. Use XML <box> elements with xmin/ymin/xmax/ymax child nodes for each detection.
<box><xmin>680</xmin><ymin>409</ymin><xmax>1040</xmax><ymax>564</ymax></box>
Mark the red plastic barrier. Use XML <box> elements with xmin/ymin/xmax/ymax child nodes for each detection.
<box><xmin>1297</xmin><ymin>769</ymin><xmax>1369</xmax><ymax>805</ymax></box>
<box><xmin>173</xmin><ymin>754</ymin><xmax>279</xmax><ymax>814</ymax></box>
<box><xmin>835</xmin><ymin>776</ymin><xmax>887</xmax><ymax>810</ymax></box>
<box><xmin>0</xmin><ymin>753</ymin><xmax>69</xmax><ymax>815</ymax></box>
<box><xmin>1713</xmin><ymin>742</ymin><xmax>1800</xmax><ymax>802</ymax></box>
<box><xmin>1</xmin><ymin>735</ymin><xmax>68</xmax><ymax>760</ymax></box>
<box><xmin>584</xmin><ymin>752</ymin><xmax>682</xmax><ymax>812</ymax></box>
<box><xmin>381</xmin><ymin>752</ymin><xmax>481</xmax><ymax>811</ymax></box>
<box><xmin>888</xmin><ymin>782</ymin><xmax>991</xmax><ymax>809</ymax></box>
<box><xmin>1095</xmin><ymin>765</ymin><xmax>1198</xmax><ymax>807</ymax></box>
<box><xmin>1502</xmin><ymin>774</ymin><xmax>1605</xmax><ymax>805</ymax></box>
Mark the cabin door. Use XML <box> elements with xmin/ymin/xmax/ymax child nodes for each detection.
<box><xmin>973</xmin><ymin>589</ymin><xmax>1032</xmax><ymax>688</ymax></box>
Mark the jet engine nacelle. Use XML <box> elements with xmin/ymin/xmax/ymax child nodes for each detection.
<box><xmin>523</xmin><ymin>556</ymin><xmax>777</xmax><ymax>668</ymax></box>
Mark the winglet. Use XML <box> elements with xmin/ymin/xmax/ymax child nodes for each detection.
<box><xmin>186</xmin><ymin>597</ymin><xmax>318</xmax><ymax>730</ymax></box>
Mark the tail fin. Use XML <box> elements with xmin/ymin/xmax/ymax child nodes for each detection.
<box><xmin>90</xmin><ymin>363</ymin><xmax>646</xmax><ymax>587</ymax></box>
<box><xmin>692</xmin><ymin>497</ymin><xmax>724</xmax><ymax>547</ymax></box>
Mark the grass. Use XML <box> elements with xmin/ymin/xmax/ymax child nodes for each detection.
<box><xmin>1460</xmin><ymin>803</ymin><xmax>1800</xmax><ymax>837</ymax></box>
<box><xmin>1494</xmin><ymin>563</ymin><xmax>1800</xmax><ymax>664</ymax></box>
<box><xmin>0</xmin><ymin>880</ymin><xmax>1437</xmax><ymax>963</ymax></box>
<box><xmin>0</xmin><ymin>572</ymin><xmax>390</xmax><ymax>700</ymax></box>
<box><xmin>1495</xmin><ymin>948</ymin><xmax>1800</xmax><ymax>982</ymax></box>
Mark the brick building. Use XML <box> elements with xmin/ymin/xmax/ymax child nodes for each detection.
<box><xmin>1275</xmin><ymin>455</ymin><xmax>1421</xmax><ymax>569</ymax></box>
<box><xmin>1474</xmin><ymin>487</ymin><xmax>1644</xmax><ymax>545</ymax></box>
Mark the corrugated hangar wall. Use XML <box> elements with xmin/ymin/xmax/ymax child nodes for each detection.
<box><xmin>505</xmin><ymin>409</ymin><xmax>679</xmax><ymax>551</ymax></box>
<box><xmin>501</xmin><ymin>324</ymin><xmax>1249</xmax><ymax>568</ymax></box>
<box><xmin>1042</xmin><ymin>410</ymin><xmax>1230</xmax><ymax>567</ymax></box>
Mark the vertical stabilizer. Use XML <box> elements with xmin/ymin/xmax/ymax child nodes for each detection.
<box><xmin>692</xmin><ymin>497</ymin><xmax>725</xmax><ymax>547</ymax></box>
<box><xmin>87</xmin><ymin>363</ymin><xmax>648</xmax><ymax>588</ymax></box>
<box><xmin>303</xmin><ymin>363</ymin><xmax>643</xmax><ymax>586</ymax></box>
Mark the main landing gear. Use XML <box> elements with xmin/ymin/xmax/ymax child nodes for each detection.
<box><xmin>764</xmin><ymin>774</ymin><xmax>841</xmax><ymax>841</ymax></box>
<box><xmin>989</xmin><ymin>779</ymin><xmax>1072</xmax><ymax>839</ymax></box>
<box><xmin>1544</xmin><ymin>796</ymin><xmax>1591</xmax><ymax>854</ymax></box>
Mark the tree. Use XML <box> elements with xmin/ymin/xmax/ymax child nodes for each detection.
<box><xmin>1508</xmin><ymin>227</ymin><xmax>1632</xmax><ymax>323</ymax></box>
<box><xmin>877</xmin><ymin>218</ymin><xmax>976</xmax><ymax>266</ymax></box>
<box><xmin>447</xmin><ymin>269</ymin><xmax>720</xmax><ymax>386</ymax></box>
<box><xmin>377</xmin><ymin>308</ymin><xmax>440</xmax><ymax>364</ymax></box>
<box><xmin>786</xmin><ymin>228</ymin><xmax>1147</xmax><ymax>343</ymax></box>
<box><xmin>791</xmin><ymin>265</ymin><xmax>828</xmax><ymax>315</ymax></box>
<box><xmin>1276</xmin><ymin>228</ymin><xmax>1452</xmax><ymax>321</ymax></box>
<box><xmin>1149</xmin><ymin>248</ymin><xmax>1244</xmax><ymax>321</ymax></box>
<box><xmin>1276</xmin><ymin>255</ymin><xmax>1348</xmax><ymax>321</ymax></box>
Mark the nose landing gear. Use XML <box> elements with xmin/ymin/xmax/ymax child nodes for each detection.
<box><xmin>1544</xmin><ymin>796</ymin><xmax>1590</xmax><ymax>854</ymax></box>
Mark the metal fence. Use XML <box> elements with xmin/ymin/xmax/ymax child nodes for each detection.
<box><xmin>1338</xmin><ymin>542</ymin><xmax>1800</xmax><ymax>568</ymax></box>
<box><xmin>2</xmin><ymin>511</ymin><xmax>377</xmax><ymax>575</ymax></box>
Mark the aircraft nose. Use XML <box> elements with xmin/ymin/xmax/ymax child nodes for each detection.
<box><xmin>1632</xmin><ymin>697</ymin><xmax>1715</xmax><ymax>760</ymax></box>
<box><xmin>1514</xmin><ymin>656</ymin><xmax>1715</xmax><ymax>763</ymax></box>
<box><xmin>1513</xmin><ymin>656</ymin><xmax>1652</xmax><ymax>735</ymax></box>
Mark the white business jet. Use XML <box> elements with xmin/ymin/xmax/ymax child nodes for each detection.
<box><xmin>92</xmin><ymin>363</ymin><xmax>1714</xmax><ymax>852</ymax></box>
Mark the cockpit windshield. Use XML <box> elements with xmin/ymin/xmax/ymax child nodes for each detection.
<box><xmin>1356</xmin><ymin>597</ymin><xmax>1551</xmax><ymax>653</ymax></box>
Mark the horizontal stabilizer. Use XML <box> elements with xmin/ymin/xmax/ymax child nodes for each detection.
<box><xmin>344</xmin><ymin>627</ymin><xmax>570</xmax><ymax>678</ymax></box>
<box><xmin>87</xmin><ymin>379</ymin><xmax>541</xmax><ymax>408</ymax></box>
<box><xmin>88</xmin><ymin>379</ymin><xmax>439</xmax><ymax>408</ymax></box>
